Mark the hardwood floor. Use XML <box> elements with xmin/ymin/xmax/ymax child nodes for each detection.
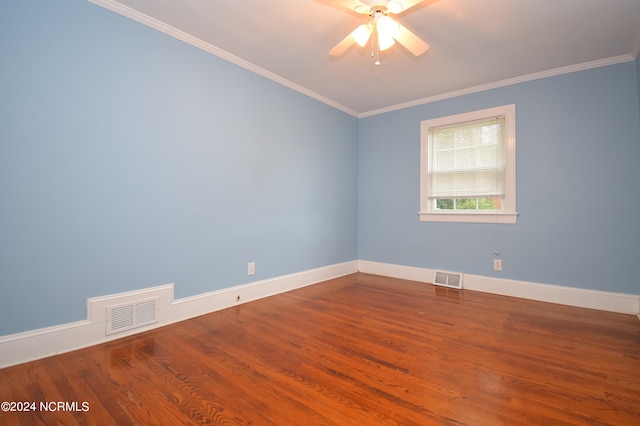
<box><xmin>1</xmin><ymin>273</ymin><xmax>639</xmax><ymax>425</ymax></box>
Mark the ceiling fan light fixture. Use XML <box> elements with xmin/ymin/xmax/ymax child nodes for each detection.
<box><xmin>376</xmin><ymin>15</ymin><xmax>400</xmax><ymax>39</ymax></box>
<box><xmin>328</xmin><ymin>0</ymin><xmax>429</xmax><ymax>61</ymax></box>
<box><xmin>353</xmin><ymin>24</ymin><xmax>372</xmax><ymax>47</ymax></box>
<box><xmin>378</xmin><ymin>33</ymin><xmax>395</xmax><ymax>51</ymax></box>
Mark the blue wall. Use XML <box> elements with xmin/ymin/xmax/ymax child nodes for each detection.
<box><xmin>0</xmin><ymin>0</ymin><xmax>358</xmax><ymax>335</ymax></box>
<box><xmin>1</xmin><ymin>1</ymin><xmax>639</xmax><ymax>337</ymax></box>
<box><xmin>358</xmin><ymin>62</ymin><xmax>640</xmax><ymax>294</ymax></box>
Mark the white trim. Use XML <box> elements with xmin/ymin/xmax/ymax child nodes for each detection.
<box><xmin>166</xmin><ymin>261</ymin><xmax>358</xmax><ymax>324</ymax></box>
<box><xmin>360</xmin><ymin>55</ymin><xmax>635</xmax><ymax>117</ymax></box>
<box><xmin>419</xmin><ymin>104</ymin><xmax>517</xmax><ymax>224</ymax></box>
<box><xmin>87</xmin><ymin>0</ymin><xmax>359</xmax><ymax>117</ymax></box>
<box><xmin>3</xmin><ymin>259</ymin><xmax>636</xmax><ymax>368</ymax></box>
<box><xmin>357</xmin><ymin>260</ymin><xmax>435</xmax><ymax>283</ymax></box>
<box><xmin>357</xmin><ymin>260</ymin><xmax>640</xmax><ymax>315</ymax></box>
<box><xmin>0</xmin><ymin>261</ymin><xmax>358</xmax><ymax>369</ymax></box>
<box><xmin>418</xmin><ymin>212</ymin><xmax>518</xmax><ymax>224</ymax></box>
<box><xmin>87</xmin><ymin>1</ymin><xmax>635</xmax><ymax>119</ymax></box>
<box><xmin>463</xmin><ymin>274</ymin><xmax>640</xmax><ymax>315</ymax></box>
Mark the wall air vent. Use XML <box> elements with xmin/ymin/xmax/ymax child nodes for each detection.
<box><xmin>433</xmin><ymin>270</ymin><xmax>463</xmax><ymax>289</ymax></box>
<box><xmin>106</xmin><ymin>297</ymin><xmax>158</xmax><ymax>336</ymax></box>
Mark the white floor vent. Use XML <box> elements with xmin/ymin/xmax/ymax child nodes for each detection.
<box><xmin>106</xmin><ymin>297</ymin><xmax>159</xmax><ymax>336</ymax></box>
<box><xmin>433</xmin><ymin>271</ymin><xmax>463</xmax><ymax>289</ymax></box>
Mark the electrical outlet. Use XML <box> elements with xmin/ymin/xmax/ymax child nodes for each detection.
<box><xmin>493</xmin><ymin>259</ymin><xmax>502</xmax><ymax>271</ymax></box>
<box><xmin>248</xmin><ymin>262</ymin><xmax>255</xmax><ymax>275</ymax></box>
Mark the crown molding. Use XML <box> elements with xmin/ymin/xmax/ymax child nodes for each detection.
<box><xmin>359</xmin><ymin>54</ymin><xmax>636</xmax><ymax>118</ymax></box>
<box><xmin>88</xmin><ymin>1</ymin><xmax>638</xmax><ymax>120</ymax></box>
<box><xmin>88</xmin><ymin>0</ymin><xmax>359</xmax><ymax>117</ymax></box>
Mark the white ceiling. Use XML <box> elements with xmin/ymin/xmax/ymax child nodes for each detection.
<box><xmin>91</xmin><ymin>0</ymin><xmax>640</xmax><ymax>117</ymax></box>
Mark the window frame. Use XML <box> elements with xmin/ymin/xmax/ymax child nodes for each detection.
<box><xmin>419</xmin><ymin>104</ymin><xmax>518</xmax><ymax>224</ymax></box>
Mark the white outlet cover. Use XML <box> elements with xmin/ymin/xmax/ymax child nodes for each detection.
<box><xmin>494</xmin><ymin>259</ymin><xmax>502</xmax><ymax>271</ymax></box>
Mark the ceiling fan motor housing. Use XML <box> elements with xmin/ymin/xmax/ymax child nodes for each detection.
<box><xmin>356</xmin><ymin>1</ymin><xmax>404</xmax><ymax>15</ymax></box>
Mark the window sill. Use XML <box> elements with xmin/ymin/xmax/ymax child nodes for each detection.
<box><xmin>418</xmin><ymin>212</ymin><xmax>518</xmax><ymax>224</ymax></box>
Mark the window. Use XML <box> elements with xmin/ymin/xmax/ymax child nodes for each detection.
<box><xmin>419</xmin><ymin>105</ymin><xmax>517</xmax><ymax>224</ymax></box>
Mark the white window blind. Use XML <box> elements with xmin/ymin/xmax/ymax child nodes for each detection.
<box><xmin>429</xmin><ymin>115</ymin><xmax>505</xmax><ymax>199</ymax></box>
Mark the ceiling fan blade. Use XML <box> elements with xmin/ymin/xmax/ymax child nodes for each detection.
<box><xmin>330</xmin><ymin>24</ymin><xmax>372</xmax><ymax>56</ymax></box>
<box><xmin>316</xmin><ymin>0</ymin><xmax>371</xmax><ymax>14</ymax></box>
<box><xmin>394</xmin><ymin>23</ymin><xmax>429</xmax><ymax>56</ymax></box>
<box><xmin>396</xmin><ymin>0</ymin><xmax>426</xmax><ymax>13</ymax></box>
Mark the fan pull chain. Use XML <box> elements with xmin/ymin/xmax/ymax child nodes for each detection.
<box><xmin>371</xmin><ymin>28</ymin><xmax>375</xmax><ymax>59</ymax></box>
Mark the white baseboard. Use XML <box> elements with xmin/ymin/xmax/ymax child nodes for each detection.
<box><xmin>166</xmin><ymin>261</ymin><xmax>358</xmax><ymax>323</ymax></box>
<box><xmin>2</xmin><ymin>259</ymin><xmax>637</xmax><ymax>369</ymax></box>
<box><xmin>0</xmin><ymin>261</ymin><xmax>358</xmax><ymax>369</ymax></box>
<box><xmin>357</xmin><ymin>260</ymin><xmax>640</xmax><ymax>316</ymax></box>
<box><xmin>357</xmin><ymin>260</ymin><xmax>435</xmax><ymax>283</ymax></box>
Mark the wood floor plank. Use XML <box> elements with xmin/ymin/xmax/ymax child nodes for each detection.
<box><xmin>1</xmin><ymin>273</ymin><xmax>638</xmax><ymax>425</ymax></box>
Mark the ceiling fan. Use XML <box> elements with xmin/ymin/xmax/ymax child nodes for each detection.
<box><xmin>327</xmin><ymin>0</ymin><xmax>429</xmax><ymax>63</ymax></box>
